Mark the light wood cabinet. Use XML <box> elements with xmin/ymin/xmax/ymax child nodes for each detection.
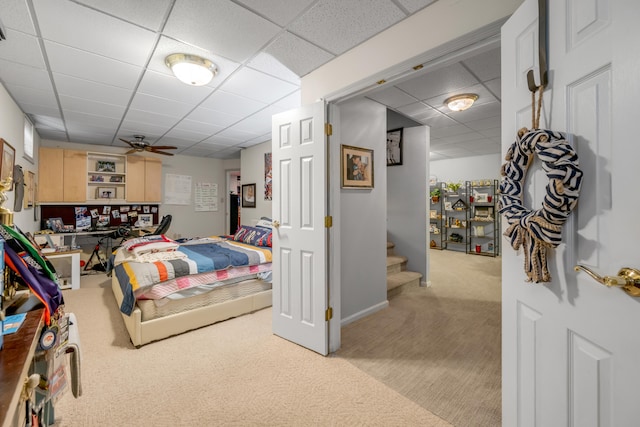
<box><xmin>126</xmin><ymin>156</ymin><xmax>162</xmax><ymax>202</ymax></box>
<box><xmin>38</xmin><ymin>148</ymin><xmax>86</xmax><ymax>202</ymax></box>
<box><xmin>38</xmin><ymin>149</ymin><xmax>161</xmax><ymax>204</ymax></box>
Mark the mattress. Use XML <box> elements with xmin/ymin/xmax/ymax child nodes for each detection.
<box><xmin>137</xmin><ymin>278</ymin><xmax>272</xmax><ymax>322</ymax></box>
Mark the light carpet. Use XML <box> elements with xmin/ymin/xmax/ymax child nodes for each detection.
<box><xmin>337</xmin><ymin>250</ymin><xmax>502</xmax><ymax>427</ymax></box>
<box><xmin>54</xmin><ymin>282</ymin><xmax>450</xmax><ymax>426</ymax></box>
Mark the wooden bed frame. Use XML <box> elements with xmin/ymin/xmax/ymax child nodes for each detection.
<box><xmin>111</xmin><ymin>275</ymin><xmax>272</xmax><ymax>347</ymax></box>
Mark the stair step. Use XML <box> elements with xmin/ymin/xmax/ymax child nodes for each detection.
<box><xmin>387</xmin><ymin>271</ymin><xmax>422</xmax><ymax>297</ymax></box>
<box><xmin>386</xmin><ymin>255</ymin><xmax>407</xmax><ymax>274</ymax></box>
<box><xmin>387</xmin><ymin>241</ymin><xmax>395</xmax><ymax>256</ymax></box>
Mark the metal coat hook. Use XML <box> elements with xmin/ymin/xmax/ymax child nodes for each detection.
<box><xmin>527</xmin><ymin>0</ymin><xmax>548</xmax><ymax>92</ymax></box>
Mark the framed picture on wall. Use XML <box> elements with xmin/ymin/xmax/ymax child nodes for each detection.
<box><xmin>242</xmin><ymin>184</ymin><xmax>256</xmax><ymax>208</ymax></box>
<box><xmin>341</xmin><ymin>144</ymin><xmax>374</xmax><ymax>189</ymax></box>
<box><xmin>0</xmin><ymin>138</ymin><xmax>15</xmax><ymax>189</ymax></box>
<box><xmin>386</xmin><ymin>128</ymin><xmax>403</xmax><ymax>166</ymax></box>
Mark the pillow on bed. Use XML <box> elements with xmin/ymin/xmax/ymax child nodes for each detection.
<box><xmin>121</xmin><ymin>234</ymin><xmax>179</xmax><ymax>255</ymax></box>
<box><xmin>233</xmin><ymin>225</ymin><xmax>272</xmax><ymax>247</ymax></box>
<box><xmin>255</xmin><ymin>217</ymin><xmax>273</xmax><ymax>229</ymax></box>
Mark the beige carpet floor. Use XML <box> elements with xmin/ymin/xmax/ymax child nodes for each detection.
<box><xmin>337</xmin><ymin>250</ymin><xmax>502</xmax><ymax>427</ymax></box>
<box><xmin>53</xmin><ymin>277</ymin><xmax>450</xmax><ymax>426</ymax></box>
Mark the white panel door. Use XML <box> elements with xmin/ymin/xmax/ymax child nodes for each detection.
<box><xmin>271</xmin><ymin>101</ymin><xmax>329</xmax><ymax>356</ymax></box>
<box><xmin>502</xmin><ymin>0</ymin><xmax>640</xmax><ymax>425</ymax></box>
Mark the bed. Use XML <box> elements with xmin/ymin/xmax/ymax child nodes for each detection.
<box><xmin>110</xmin><ymin>224</ymin><xmax>274</xmax><ymax>347</ymax></box>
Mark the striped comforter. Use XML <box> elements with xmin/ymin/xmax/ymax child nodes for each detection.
<box><xmin>115</xmin><ymin>240</ymin><xmax>272</xmax><ymax>315</ymax></box>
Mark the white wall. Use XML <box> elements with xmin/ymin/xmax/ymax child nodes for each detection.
<box><xmin>39</xmin><ymin>139</ymin><xmax>239</xmax><ymax>239</ymax></box>
<box><xmin>339</xmin><ymin>98</ymin><xmax>388</xmax><ymax>323</ymax></box>
<box><xmin>239</xmin><ymin>141</ymin><xmax>272</xmax><ymax>225</ymax></box>
<box><xmin>0</xmin><ymin>84</ymin><xmax>41</xmax><ymax>233</ymax></box>
<box><xmin>387</xmin><ymin>126</ymin><xmax>429</xmax><ymax>281</ymax></box>
<box><xmin>430</xmin><ymin>153</ymin><xmax>502</xmax><ymax>184</ymax></box>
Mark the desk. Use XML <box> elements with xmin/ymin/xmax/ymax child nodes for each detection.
<box><xmin>0</xmin><ymin>309</ymin><xmax>44</xmax><ymax>427</ymax></box>
<box><xmin>45</xmin><ymin>250</ymin><xmax>82</xmax><ymax>290</ymax></box>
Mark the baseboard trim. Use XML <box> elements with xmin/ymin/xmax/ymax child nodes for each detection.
<box><xmin>341</xmin><ymin>300</ymin><xmax>389</xmax><ymax>326</ymax></box>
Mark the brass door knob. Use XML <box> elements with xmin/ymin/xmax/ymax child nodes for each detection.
<box><xmin>574</xmin><ymin>265</ymin><xmax>640</xmax><ymax>297</ymax></box>
<box><xmin>272</xmin><ymin>220</ymin><xmax>280</xmax><ymax>228</ymax></box>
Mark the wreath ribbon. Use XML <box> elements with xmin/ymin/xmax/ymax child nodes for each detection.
<box><xmin>499</xmin><ymin>127</ymin><xmax>583</xmax><ymax>283</ymax></box>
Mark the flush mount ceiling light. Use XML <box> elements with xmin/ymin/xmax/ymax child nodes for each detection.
<box><xmin>444</xmin><ymin>93</ymin><xmax>479</xmax><ymax>112</ymax></box>
<box><xmin>165</xmin><ymin>53</ymin><xmax>217</xmax><ymax>86</ymax></box>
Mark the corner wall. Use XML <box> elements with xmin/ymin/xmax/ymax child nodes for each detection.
<box><xmin>339</xmin><ymin>98</ymin><xmax>388</xmax><ymax>323</ymax></box>
<box><xmin>0</xmin><ymin>84</ymin><xmax>41</xmax><ymax>233</ymax></box>
<box><xmin>387</xmin><ymin>126</ymin><xmax>429</xmax><ymax>281</ymax></box>
<box><xmin>239</xmin><ymin>141</ymin><xmax>272</xmax><ymax>225</ymax></box>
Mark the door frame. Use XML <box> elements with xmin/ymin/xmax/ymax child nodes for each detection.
<box><xmin>322</xmin><ymin>22</ymin><xmax>506</xmax><ymax>344</ymax></box>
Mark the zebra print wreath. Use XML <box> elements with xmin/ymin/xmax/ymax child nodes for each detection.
<box><xmin>498</xmin><ymin>128</ymin><xmax>583</xmax><ymax>283</ymax></box>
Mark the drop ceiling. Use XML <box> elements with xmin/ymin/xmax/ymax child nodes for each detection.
<box><xmin>0</xmin><ymin>0</ymin><xmax>500</xmax><ymax>160</ymax></box>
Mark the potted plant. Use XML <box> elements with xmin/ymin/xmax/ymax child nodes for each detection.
<box><xmin>430</xmin><ymin>188</ymin><xmax>441</xmax><ymax>203</ymax></box>
<box><xmin>447</xmin><ymin>181</ymin><xmax>462</xmax><ymax>193</ymax></box>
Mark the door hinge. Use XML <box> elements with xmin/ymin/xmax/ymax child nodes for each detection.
<box><xmin>325</xmin><ymin>307</ymin><xmax>333</xmax><ymax>321</ymax></box>
<box><xmin>325</xmin><ymin>123</ymin><xmax>332</xmax><ymax>136</ymax></box>
<box><xmin>324</xmin><ymin>216</ymin><xmax>333</xmax><ymax>228</ymax></box>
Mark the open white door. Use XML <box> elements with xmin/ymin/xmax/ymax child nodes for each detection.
<box><xmin>271</xmin><ymin>101</ymin><xmax>329</xmax><ymax>356</ymax></box>
<box><xmin>502</xmin><ymin>0</ymin><xmax>640</xmax><ymax>425</ymax></box>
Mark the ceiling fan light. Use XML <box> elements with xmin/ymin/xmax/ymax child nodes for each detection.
<box><xmin>165</xmin><ymin>53</ymin><xmax>217</xmax><ymax>86</ymax></box>
<box><xmin>444</xmin><ymin>93</ymin><xmax>479</xmax><ymax>112</ymax></box>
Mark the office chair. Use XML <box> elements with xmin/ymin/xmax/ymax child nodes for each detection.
<box><xmin>150</xmin><ymin>215</ymin><xmax>172</xmax><ymax>236</ymax></box>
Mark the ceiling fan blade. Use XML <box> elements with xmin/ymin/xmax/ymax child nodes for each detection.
<box><xmin>125</xmin><ymin>148</ymin><xmax>138</xmax><ymax>155</ymax></box>
<box><xmin>150</xmin><ymin>145</ymin><xmax>177</xmax><ymax>150</ymax></box>
<box><xmin>119</xmin><ymin>138</ymin><xmax>136</xmax><ymax>148</ymax></box>
<box><xmin>148</xmin><ymin>148</ymin><xmax>174</xmax><ymax>156</ymax></box>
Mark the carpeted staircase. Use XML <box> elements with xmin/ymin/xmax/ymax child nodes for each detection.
<box><xmin>386</xmin><ymin>241</ymin><xmax>422</xmax><ymax>297</ymax></box>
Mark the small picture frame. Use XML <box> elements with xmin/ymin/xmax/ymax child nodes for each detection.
<box><xmin>97</xmin><ymin>187</ymin><xmax>117</xmax><ymax>199</ymax></box>
<box><xmin>242</xmin><ymin>184</ymin><xmax>256</xmax><ymax>208</ymax></box>
<box><xmin>430</xmin><ymin>210</ymin><xmax>437</xmax><ymax>219</ymax></box>
<box><xmin>138</xmin><ymin>213</ymin><xmax>153</xmax><ymax>227</ymax></box>
<box><xmin>96</xmin><ymin>160</ymin><xmax>116</xmax><ymax>172</ymax></box>
<box><xmin>386</xmin><ymin>128</ymin><xmax>403</xmax><ymax>166</ymax></box>
<box><xmin>0</xmin><ymin>138</ymin><xmax>15</xmax><ymax>189</ymax></box>
<box><xmin>444</xmin><ymin>201</ymin><xmax>452</xmax><ymax>211</ymax></box>
<box><xmin>48</xmin><ymin>217</ymin><xmax>64</xmax><ymax>232</ymax></box>
<box><xmin>109</xmin><ymin>175</ymin><xmax>123</xmax><ymax>183</ymax></box>
<box><xmin>476</xmin><ymin>193</ymin><xmax>489</xmax><ymax>203</ymax></box>
<box><xmin>341</xmin><ymin>144</ymin><xmax>374</xmax><ymax>189</ymax></box>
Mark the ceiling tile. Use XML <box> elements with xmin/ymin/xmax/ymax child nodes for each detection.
<box><xmin>75</xmin><ymin>0</ymin><xmax>174</xmax><ymax>32</ymax></box>
<box><xmin>2</xmin><ymin>0</ymin><xmax>37</xmax><ymax>35</ymax></box>
<box><xmin>44</xmin><ymin>41</ymin><xmax>143</xmax><ymax>89</ymax></box>
<box><xmin>462</xmin><ymin>47</ymin><xmax>501</xmax><ymax>82</ymax></box>
<box><xmin>5</xmin><ymin>84</ymin><xmax>57</xmax><ymax>109</ymax></box>
<box><xmin>394</xmin><ymin>0</ymin><xmax>437</xmax><ymax>13</ymax></box>
<box><xmin>484</xmin><ymin>78</ymin><xmax>501</xmax><ymax>100</ymax></box>
<box><xmin>0</xmin><ymin>29</ymin><xmax>45</xmax><ymax>68</ymax></box>
<box><xmin>395</xmin><ymin>63</ymin><xmax>479</xmax><ymax>101</ymax></box>
<box><xmin>447</xmin><ymin>101</ymin><xmax>500</xmax><ymax>124</ymax></box>
<box><xmin>59</xmin><ymin>95</ymin><xmax>126</xmax><ymax>119</ymax></box>
<box><xmin>366</xmin><ymin>87</ymin><xmax>418</xmax><ymax>108</ymax></box>
<box><xmin>129</xmin><ymin>92</ymin><xmax>194</xmax><ymax>118</ymax></box>
<box><xmin>221</xmin><ymin>67</ymin><xmax>299</xmax><ymax>104</ymax></box>
<box><xmin>200</xmin><ymin>90</ymin><xmax>267</xmax><ymax>118</ymax></box>
<box><xmin>235</xmin><ymin>0</ymin><xmax>316</xmax><ymax>26</ymax></box>
<box><xmin>33</xmin><ymin>0</ymin><xmax>157</xmax><ymax>67</ymax></box>
<box><xmin>0</xmin><ymin>60</ymin><xmax>53</xmax><ymax>92</ymax></box>
<box><xmin>431</xmin><ymin>124</ymin><xmax>474</xmax><ymax>139</ymax></box>
<box><xmin>53</xmin><ymin>73</ymin><xmax>132</xmax><ymax>106</ymax></box>
<box><xmin>164</xmin><ymin>0</ymin><xmax>281</xmax><ymax>63</ymax></box>
<box><xmin>261</xmin><ymin>32</ymin><xmax>334</xmax><ymax>77</ymax></box>
<box><xmin>274</xmin><ymin>90</ymin><xmax>301</xmax><ymax>110</ymax></box>
<box><xmin>162</xmin><ymin>127</ymin><xmax>210</xmax><ymax>142</ymax></box>
<box><xmin>465</xmin><ymin>116</ymin><xmax>502</xmax><ymax>131</ymax></box>
<box><xmin>289</xmin><ymin>0</ymin><xmax>405</xmax><ymax>55</ymax></box>
<box><xmin>122</xmin><ymin>109</ymin><xmax>177</xmax><ymax>130</ymax></box>
<box><xmin>119</xmin><ymin>122</ymin><xmax>171</xmax><ymax>139</ymax></box>
<box><xmin>186</xmin><ymin>106</ymin><xmax>242</xmax><ymax>128</ymax></box>
<box><xmin>173</xmin><ymin>119</ymin><xmax>225</xmax><ymax>136</ymax></box>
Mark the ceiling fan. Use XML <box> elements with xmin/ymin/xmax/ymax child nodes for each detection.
<box><xmin>119</xmin><ymin>135</ymin><xmax>177</xmax><ymax>156</ymax></box>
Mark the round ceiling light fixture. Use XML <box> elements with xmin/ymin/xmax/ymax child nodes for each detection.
<box><xmin>444</xmin><ymin>93</ymin><xmax>479</xmax><ymax>112</ymax></box>
<box><xmin>165</xmin><ymin>53</ymin><xmax>218</xmax><ymax>86</ymax></box>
